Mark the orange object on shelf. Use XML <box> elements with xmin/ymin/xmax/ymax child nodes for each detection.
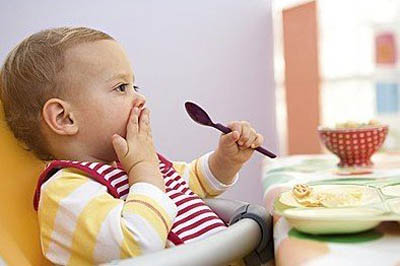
<box><xmin>375</xmin><ymin>32</ymin><xmax>397</xmax><ymax>65</ymax></box>
<box><xmin>282</xmin><ymin>1</ymin><xmax>321</xmax><ymax>155</ymax></box>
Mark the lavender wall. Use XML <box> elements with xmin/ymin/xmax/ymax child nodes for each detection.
<box><xmin>0</xmin><ymin>0</ymin><xmax>278</xmax><ymax>204</ymax></box>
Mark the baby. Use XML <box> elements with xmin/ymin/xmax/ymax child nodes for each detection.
<box><xmin>0</xmin><ymin>27</ymin><xmax>264</xmax><ymax>265</ymax></box>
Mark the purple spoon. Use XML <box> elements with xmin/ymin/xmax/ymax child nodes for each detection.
<box><xmin>185</xmin><ymin>101</ymin><xmax>277</xmax><ymax>158</ymax></box>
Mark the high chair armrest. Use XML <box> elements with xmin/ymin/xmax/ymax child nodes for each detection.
<box><xmin>228</xmin><ymin>202</ymin><xmax>273</xmax><ymax>266</ymax></box>
<box><xmin>102</xmin><ymin>199</ymin><xmax>273</xmax><ymax>266</ymax></box>
<box><xmin>203</xmin><ymin>198</ymin><xmax>250</xmax><ymax>223</ymax></box>
<box><xmin>204</xmin><ymin>198</ymin><xmax>273</xmax><ymax>265</ymax></box>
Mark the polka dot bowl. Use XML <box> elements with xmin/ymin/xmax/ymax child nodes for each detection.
<box><xmin>318</xmin><ymin>125</ymin><xmax>389</xmax><ymax>168</ymax></box>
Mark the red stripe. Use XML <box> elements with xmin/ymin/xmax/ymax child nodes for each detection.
<box><xmin>181</xmin><ymin>187</ymin><xmax>189</xmax><ymax>194</ymax></box>
<box><xmin>173</xmin><ymin>209</ymin><xmax>215</xmax><ymax>228</ymax></box>
<box><xmin>171</xmin><ymin>183</ymin><xmax>182</xmax><ymax>191</ymax></box>
<box><xmin>180</xmin><ymin>223</ymin><xmax>226</xmax><ymax>242</ymax></box>
<box><xmin>120</xmin><ymin>188</ymin><xmax>129</xmax><ymax>197</ymax></box>
<box><xmin>161</xmin><ymin>168</ymin><xmax>171</xmax><ymax>175</ymax></box>
<box><xmin>165</xmin><ymin>179</ymin><xmax>187</xmax><ymax>189</ymax></box>
<box><xmin>165</xmin><ymin>170</ymin><xmax>175</xmax><ymax>177</ymax></box>
<box><xmin>167</xmin><ymin>232</ymin><xmax>184</xmax><ymax>246</ymax></box>
<box><xmin>102</xmin><ymin>167</ymin><xmax>115</xmax><ymax>176</ymax></box>
<box><xmin>115</xmin><ymin>179</ymin><xmax>129</xmax><ymax>189</ymax></box>
<box><xmin>175</xmin><ymin>196</ymin><xmax>200</xmax><ymax>206</ymax></box>
<box><xmin>157</xmin><ymin>153</ymin><xmax>173</xmax><ymax>169</ymax></box>
<box><xmin>165</xmin><ymin>179</ymin><xmax>174</xmax><ymax>187</ymax></box>
<box><xmin>108</xmin><ymin>172</ymin><xmax>127</xmax><ymax>183</ymax></box>
<box><xmin>161</xmin><ymin>169</ymin><xmax>169</xmax><ymax>175</ymax></box>
<box><xmin>174</xmin><ymin>175</ymin><xmax>186</xmax><ymax>183</ymax></box>
<box><xmin>175</xmin><ymin>216</ymin><xmax>221</xmax><ymax>235</ymax></box>
<box><xmin>93</xmin><ymin>163</ymin><xmax>105</xmax><ymax>171</ymax></box>
<box><xmin>177</xmin><ymin>202</ymin><xmax>205</xmax><ymax>216</ymax></box>
<box><xmin>177</xmin><ymin>186</ymin><xmax>190</xmax><ymax>195</ymax></box>
<box><xmin>172</xmin><ymin>175</ymin><xmax>187</xmax><ymax>185</ymax></box>
<box><xmin>168</xmin><ymin>192</ymin><xmax>184</xmax><ymax>199</ymax></box>
<box><xmin>167</xmin><ymin>174</ymin><xmax>185</xmax><ymax>184</ymax></box>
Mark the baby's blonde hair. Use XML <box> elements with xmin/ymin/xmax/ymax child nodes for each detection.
<box><xmin>0</xmin><ymin>27</ymin><xmax>113</xmax><ymax>160</ymax></box>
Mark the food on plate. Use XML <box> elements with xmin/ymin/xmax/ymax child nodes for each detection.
<box><xmin>281</xmin><ymin>184</ymin><xmax>378</xmax><ymax>208</ymax></box>
<box><xmin>292</xmin><ymin>184</ymin><xmax>312</xmax><ymax>198</ymax></box>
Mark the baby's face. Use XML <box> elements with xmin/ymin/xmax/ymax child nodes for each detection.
<box><xmin>62</xmin><ymin>40</ymin><xmax>145</xmax><ymax>162</ymax></box>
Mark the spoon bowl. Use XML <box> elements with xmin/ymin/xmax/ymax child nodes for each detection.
<box><xmin>185</xmin><ymin>102</ymin><xmax>214</xmax><ymax>127</ymax></box>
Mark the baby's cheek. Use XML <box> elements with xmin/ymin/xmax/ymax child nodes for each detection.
<box><xmin>116</xmin><ymin>116</ymin><xmax>130</xmax><ymax>138</ymax></box>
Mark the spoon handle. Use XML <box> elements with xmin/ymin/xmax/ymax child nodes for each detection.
<box><xmin>214</xmin><ymin>123</ymin><xmax>277</xmax><ymax>158</ymax></box>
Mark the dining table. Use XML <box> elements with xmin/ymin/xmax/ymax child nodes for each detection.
<box><xmin>262</xmin><ymin>152</ymin><xmax>400</xmax><ymax>266</ymax></box>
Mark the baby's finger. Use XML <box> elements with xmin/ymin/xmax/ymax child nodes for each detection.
<box><xmin>220</xmin><ymin>130</ymin><xmax>240</xmax><ymax>147</ymax></box>
<box><xmin>227</xmin><ymin>121</ymin><xmax>242</xmax><ymax>136</ymax></box>
<box><xmin>139</xmin><ymin>108</ymin><xmax>151</xmax><ymax>135</ymax></box>
<box><xmin>126</xmin><ymin>107</ymin><xmax>140</xmax><ymax>140</ymax></box>
<box><xmin>244</xmin><ymin>128</ymin><xmax>257</xmax><ymax>148</ymax></box>
<box><xmin>112</xmin><ymin>134</ymin><xmax>129</xmax><ymax>159</ymax></box>
<box><xmin>251</xmin><ymin>133</ymin><xmax>264</xmax><ymax>149</ymax></box>
<box><xmin>238</xmin><ymin>122</ymin><xmax>251</xmax><ymax>146</ymax></box>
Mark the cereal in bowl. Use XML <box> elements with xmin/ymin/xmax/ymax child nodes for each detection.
<box><xmin>335</xmin><ymin>119</ymin><xmax>380</xmax><ymax>129</ymax></box>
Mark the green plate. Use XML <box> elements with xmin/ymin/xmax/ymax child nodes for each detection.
<box><xmin>274</xmin><ymin>182</ymin><xmax>400</xmax><ymax>235</ymax></box>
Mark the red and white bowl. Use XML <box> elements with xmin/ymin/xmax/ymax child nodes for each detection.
<box><xmin>318</xmin><ymin>125</ymin><xmax>389</xmax><ymax>168</ymax></box>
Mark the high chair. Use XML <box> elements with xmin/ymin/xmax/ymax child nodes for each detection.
<box><xmin>0</xmin><ymin>102</ymin><xmax>50</xmax><ymax>266</ymax></box>
<box><xmin>0</xmin><ymin>102</ymin><xmax>273</xmax><ymax>266</ymax></box>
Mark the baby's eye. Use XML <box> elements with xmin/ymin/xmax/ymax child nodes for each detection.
<box><xmin>116</xmin><ymin>84</ymin><xmax>129</xmax><ymax>93</ymax></box>
<box><xmin>133</xmin><ymin>85</ymin><xmax>140</xmax><ymax>92</ymax></box>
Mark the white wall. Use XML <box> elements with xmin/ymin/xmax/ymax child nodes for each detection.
<box><xmin>0</xmin><ymin>0</ymin><xmax>278</xmax><ymax>204</ymax></box>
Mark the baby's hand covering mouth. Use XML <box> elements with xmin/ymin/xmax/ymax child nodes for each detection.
<box><xmin>120</xmin><ymin>106</ymin><xmax>147</xmax><ymax>138</ymax></box>
<box><xmin>111</xmin><ymin>106</ymin><xmax>164</xmax><ymax>190</ymax></box>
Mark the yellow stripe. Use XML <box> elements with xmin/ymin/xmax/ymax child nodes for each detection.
<box><xmin>119</xmin><ymin>219</ymin><xmax>142</xmax><ymax>259</ymax></box>
<box><xmin>39</xmin><ymin>169</ymin><xmax>89</xmax><ymax>256</ymax></box>
<box><xmin>124</xmin><ymin>194</ymin><xmax>172</xmax><ymax>237</ymax></box>
<box><xmin>194</xmin><ymin>160</ymin><xmax>220</xmax><ymax>197</ymax></box>
<box><xmin>120</xmin><ymin>194</ymin><xmax>174</xmax><ymax>259</ymax></box>
<box><xmin>119</xmin><ymin>203</ymin><xmax>167</xmax><ymax>259</ymax></box>
<box><xmin>67</xmin><ymin>193</ymin><xmax>121</xmax><ymax>265</ymax></box>
<box><xmin>188</xmin><ymin>165</ymin><xmax>207</xmax><ymax>198</ymax></box>
<box><xmin>126</xmin><ymin>199</ymin><xmax>169</xmax><ymax>233</ymax></box>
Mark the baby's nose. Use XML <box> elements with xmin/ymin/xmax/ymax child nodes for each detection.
<box><xmin>133</xmin><ymin>93</ymin><xmax>146</xmax><ymax>109</ymax></box>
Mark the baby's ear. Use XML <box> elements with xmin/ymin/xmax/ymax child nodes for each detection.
<box><xmin>42</xmin><ymin>98</ymin><xmax>78</xmax><ymax>136</ymax></box>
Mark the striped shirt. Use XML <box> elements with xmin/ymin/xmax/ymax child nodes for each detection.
<box><xmin>35</xmin><ymin>152</ymin><xmax>238</xmax><ymax>265</ymax></box>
